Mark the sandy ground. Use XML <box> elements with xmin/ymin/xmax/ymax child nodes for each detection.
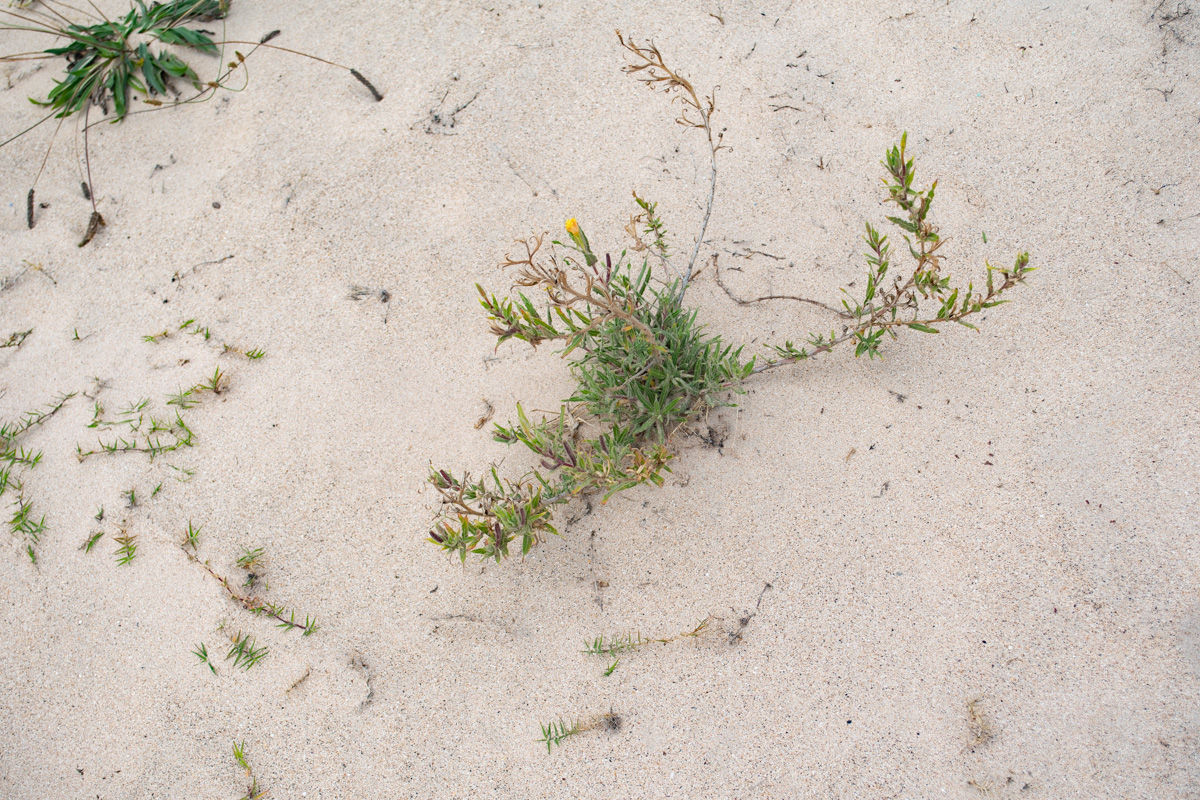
<box><xmin>0</xmin><ymin>0</ymin><xmax>1198</xmax><ymax>797</ymax></box>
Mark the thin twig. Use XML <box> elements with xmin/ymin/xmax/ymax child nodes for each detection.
<box><xmin>713</xmin><ymin>253</ymin><xmax>850</xmax><ymax>316</ymax></box>
<box><xmin>616</xmin><ymin>32</ymin><xmax>721</xmax><ymax>300</ymax></box>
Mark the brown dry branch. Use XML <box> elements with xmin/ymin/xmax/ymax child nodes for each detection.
<box><xmin>617</xmin><ymin>31</ymin><xmax>721</xmax><ymax>292</ymax></box>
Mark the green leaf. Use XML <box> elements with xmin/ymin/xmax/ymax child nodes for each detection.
<box><xmin>907</xmin><ymin>323</ymin><xmax>940</xmax><ymax>334</ymax></box>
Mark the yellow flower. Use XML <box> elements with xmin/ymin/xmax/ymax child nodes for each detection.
<box><xmin>565</xmin><ymin>218</ymin><xmax>580</xmax><ymax>236</ymax></box>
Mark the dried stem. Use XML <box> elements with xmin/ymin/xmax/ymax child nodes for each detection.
<box><xmin>713</xmin><ymin>253</ymin><xmax>850</xmax><ymax>317</ymax></box>
<box><xmin>617</xmin><ymin>31</ymin><xmax>720</xmax><ymax>298</ymax></box>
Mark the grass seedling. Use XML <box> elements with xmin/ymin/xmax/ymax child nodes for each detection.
<box><xmin>2</xmin><ymin>0</ymin><xmax>382</xmax><ymax>243</ymax></box>
<box><xmin>182</xmin><ymin>520</ymin><xmax>201</xmax><ymax>550</ymax></box>
<box><xmin>221</xmin><ymin>343</ymin><xmax>266</xmax><ymax>360</ymax></box>
<box><xmin>170</xmin><ymin>464</ymin><xmax>196</xmax><ymax>482</ymax></box>
<box><xmin>193</xmin><ymin>642</ymin><xmax>216</xmax><ymax>674</ymax></box>
<box><xmin>80</xmin><ymin>530</ymin><xmax>104</xmax><ymax>552</ymax></box>
<box><xmin>603</xmin><ymin>658</ymin><xmax>619</xmax><ymax>676</ymax></box>
<box><xmin>426</xmin><ymin>34</ymin><xmax>1032</xmax><ymax>564</ymax></box>
<box><xmin>192</xmin><ymin>366</ymin><xmax>228</xmax><ymax>396</ymax></box>
<box><xmin>583</xmin><ymin>617</ymin><xmax>714</xmax><ymax>658</ymax></box>
<box><xmin>237</xmin><ymin>546</ymin><xmax>265</xmax><ymax>588</ymax></box>
<box><xmin>179</xmin><ymin>319</ymin><xmax>211</xmax><ymax>340</ymax></box>
<box><xmin>123</xmin><ymin>486</ymin><xmax>137</xmax><ymax>507</ymax></box>
<box><xmin>1</xmin><ymin>329</ymin><xmax>32</xmax><ymax>348</ymax></box>
<box><xmin>166</xmin><ymin>387</ymin><xmax>199</xmax><ymax>409</ymax></box>
<box><xmin>537</xmin><ymin>712</ymin><xmax>621</xmax><ymax>752</ymax></box>
<box><xmin>231</xmin><ymin>739</ymin><xmax>267</xmax><ymax>800</ymax></box>
<box><xmin>233</xmin><ymin>739</ymin><xmax>250</xmax><ymax>772</ymax></box>
<box><xmin>236</xmin><ymin>546</ymin><xmax>264</xmax><ymax>570</ymax></box>
<box><xmin>151</xmin><ymin>482</ymin><xmax>162</xmax><ymax>499</ymax></box>
<box><xmin>113</xmin><ymin>525</ymin><xmax>138</xmax><ymax>565</ymax></box>
<box><xmin>8</xmin><ymin>494</ymin><xmax>46</xmax><ymax>556</ymax></box>
<box><xmin>225</xmin><ymin>630</ymin><xmax>268</xmax><ymax>670</ymax></box>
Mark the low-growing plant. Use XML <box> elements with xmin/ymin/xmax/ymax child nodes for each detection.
<box><xmin>231</xmin><ymin>739</ymin><xmax>267</xmax><ymax>799</ymax></box>
<box><xmin>80</xmin><ymin>529</ymin><xmax>104</xmax><ymax>553</ymax></box>
<box><xmin>224</xmin><ymin>629</ymin><xmax>267</xmax><ymax>670</ymax></box>
<box><xmin>77</xmin><ymin>348</ymin><xmax>251</xmax><ymax>461</ymax></box>
<box><xmin>1</xmin><ymin>329</ymin><xmax>32</xmax><ymax>349</ymax></box>
<box><xmin>426</xmin><ymin>33</ymin><xmax>1033</xmax><ymax>564</ymax></box>
<box><xmin>2</xmin><ymin>0</ymin><xmax>382</xmax><ymax>243</ymax></box>
<box><xmin>2</xmin><ymin>391</ymin><xmax>75</xmax><ymax>561</ymax></box>
<box><xmin>583</xmin><ymin>616</ymin><xmax>714</xmax><ymax>659</ymax></box>
<box><xmin>537</xmin><ymin>711</ymin><xmax>621</xmax><ymax>752</ymax></box>
<box><xmin>184</xmin><ymin>529</ymin><xmax>319</xmax><ymax>635</ymax></box>
<box><xmin>113</xmin><ymin>522</ymin><xmax>138</xmax><ymax>565</ymax></box>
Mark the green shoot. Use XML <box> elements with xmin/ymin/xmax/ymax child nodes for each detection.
<box><xmin>583</xmin><ymin>617</ymin><xmax>714</xmax><ymax>658</ymax></box>
<box><xmin>193</xmin><ymin>642</ymin><xmax>216</xmax><ymax>674</ymax></box>
<box><xmin>179</xmin><ymin>319</ymin><xmax>211</xmax><ymax>340</ymax></box>
<box><xmin>114</xmin><ymin>526</ymin><xmax>138</xmax><ymax>565</ymax></box>
<box><xmin>537</xmin><ymin>712</ymin><xmax>621</xmax><ymax>752</ymax></box>
<box><xmin>1</xmin><ymin>330</ymin><xmax>32</xmax><ymax>349</ymax></box>
<box><xmin>222</xmin><ymin>343</ymin><xmax>266</xmax><ymax>359</ymax></box>
<box><xmin>226</xmin><ymin>632</ymin><xmax>268</xmax><ymax>670</ymax></box>
<box><xmin>231</xmin><ymin>738</ymin><xmax>267</xmax><ymax>798</ymax></box>
<box><xmin>236</xmin><ymin>546</ymin><xmax>265</xmax><ymax>570</ymax></box>
<box><xmin>81</xmin><ymin>530</ymin><xmax>104</xmax><ymax>553</ymax></box>
<box><xmin>170</xmin><ymin>465</ymin><xmax>197</xmax><ymax>482</ymax></box>
<box><xmin>182</xmin><ymin>521</ymin><xmax>202</xmax><ymax>550</ymax></box>
<box><xmin>143</xmin><ymin>330</ymin><xmax>171</xmax><ymax>344</ymax></box>
<box><xmin>233</xmin><ymin>740</ymin><xmax>250</xmax><ymax>772</ymax></box>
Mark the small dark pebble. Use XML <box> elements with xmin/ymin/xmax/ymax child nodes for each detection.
<box><xmin>212</xmin><ymin>201</ymin><xmax>221</xmax><ymax>209</ymax></box>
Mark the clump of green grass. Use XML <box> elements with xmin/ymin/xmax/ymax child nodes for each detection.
<box><xmin>426</xmin><ymin>33</ymin><xmax>1032</xmax><ymax>564</ymax></box>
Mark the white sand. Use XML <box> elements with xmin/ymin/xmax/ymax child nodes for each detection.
<box><xmin>1</xmin><ymin>0</ymin><xmax>1198</xmax><ymax>797</ymax></box>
